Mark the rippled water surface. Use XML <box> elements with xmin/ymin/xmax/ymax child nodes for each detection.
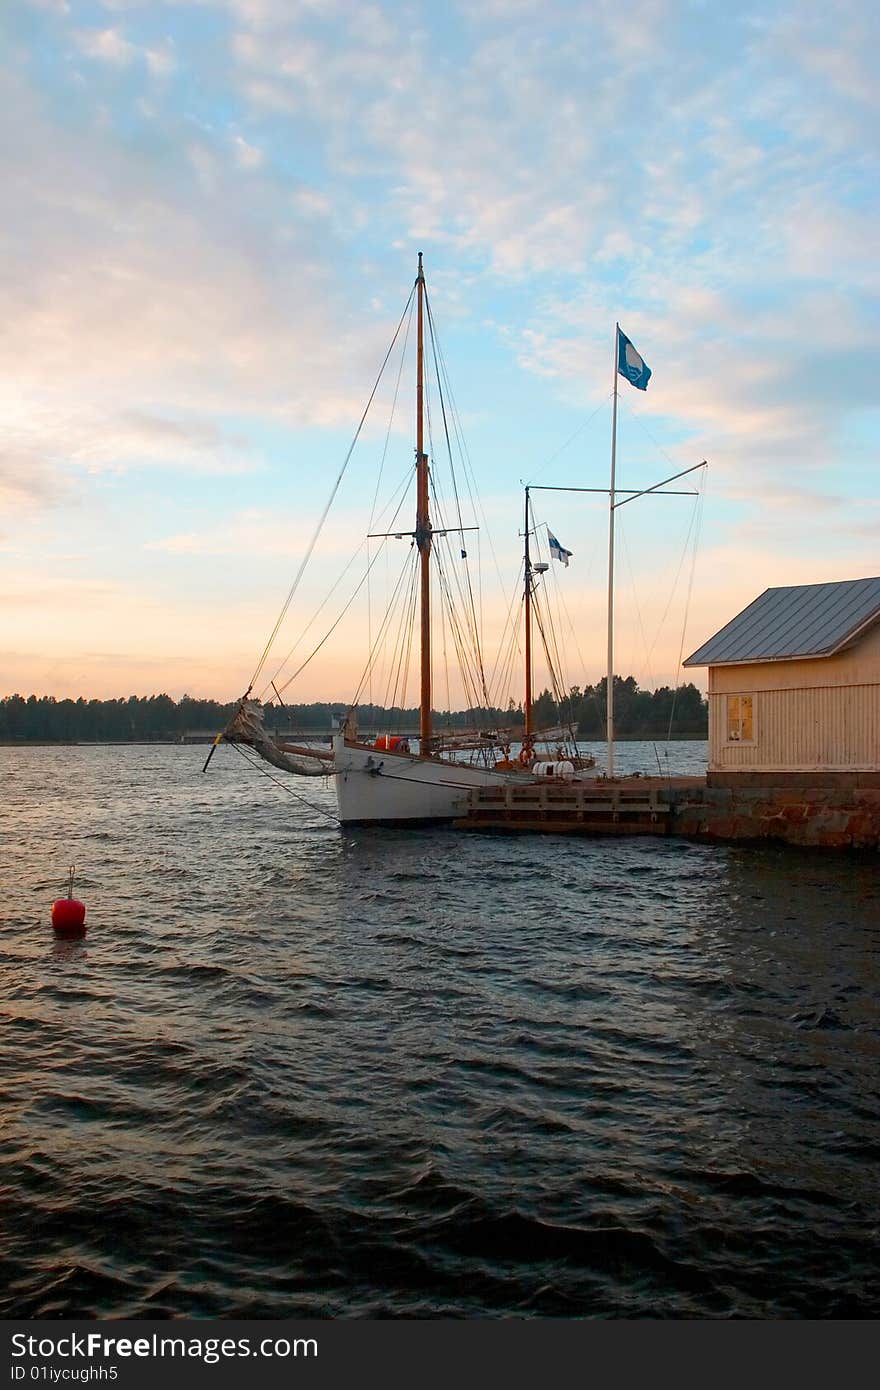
<box><xmin>1</xmin><ymin>743</ymin><xmax>878</xmax><ymax>1318</ymax></box>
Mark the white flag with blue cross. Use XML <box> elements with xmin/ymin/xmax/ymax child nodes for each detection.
<box><xmin>548</xmin><ymin>533</ymin><xmax>572</xmax><ymax>567</ymax></box>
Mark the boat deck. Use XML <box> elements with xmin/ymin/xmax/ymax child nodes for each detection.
<box><xmin>453</xmin><ymin>776</ymin><xmax>706</xmax><ymax>835</ymax></box>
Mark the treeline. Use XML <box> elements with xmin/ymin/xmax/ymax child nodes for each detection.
<box><xmin>0</xmin><ymin>693</ymin><xmax>515</xmax><ymax>741</ymax></box>
<box><xmin>533</xmin><ymin>676</ymin><xmax>707</xmax><ymax>738</ymax></box>
<box><xmin>0</xmin><ymin>694</ymin><xmax>232</xmax><ymax>742</ymax></box>
<box><xmin>0</xmin><ymin>679</ymin><xmax>707</xmax><ymax>742</ymax></box>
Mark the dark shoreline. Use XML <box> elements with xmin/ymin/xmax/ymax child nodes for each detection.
<box><xmin>0</xmin><ymin>732</ymin><xmax>709</xmax><ymax>747</ymax></box>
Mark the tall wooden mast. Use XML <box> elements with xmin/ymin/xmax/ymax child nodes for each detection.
<box><xmin>415</xmin><ymin>252</ymin><xmax>433</xmax><ymax>749</ymax></box>
<box><xmin>523</xmin><ymin>487</ymin><xmax>533</xmax><ymax>747</ymax></box>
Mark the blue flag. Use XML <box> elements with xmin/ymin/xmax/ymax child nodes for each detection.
<box><xmin>617</xmin><ymin>329</ymin><xmax>651</xmax><ymax>391</ymax></box>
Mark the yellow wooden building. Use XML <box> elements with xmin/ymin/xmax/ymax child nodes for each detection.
<box><xmin>684</xmin><ymin>578</ymin><xmax>880</xmax><ymax>782</ymax></box>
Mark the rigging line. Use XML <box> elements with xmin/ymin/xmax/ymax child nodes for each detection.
<box><xmin>530</xmin><ymin>538</ymin><xmax>574</xmax><ymax>724</ymax></box>
<box><xmin>362</xmin><ymin>766</ymin><xmax>502</xmax><ymax>791</ymax></box>
<box><xmin>394</xmin><ymin>556</ymin><xmax>420</xmax><ymax>716</ymax></box>
<box><xmin>382</xmin><ymin>551</ymin><xmax>415</xmax><ymax>716</ymax></box>
<box><xmin>398</xmin><ymin>559</ymin><xmax>420</xmax><ymax>719</ymax></box>
<box><xmin>440</xmin><ymin>549</ymin><xmax>451</xmax><ymax>721</ymax></box>
<box><xmin>618</xmin><ymin>521</ymin><xmax>656</xmax><ymax>694</ymax></box>
<box><xmin>533</xmin><ymin>604</ymin><xmax>580</xmax><ymax>746</ymax></box>
<box><xmin>383</xmin><ymin>551</ymin><xmax>419</xmax><ymax>716</ymax></box>
<box><xmin>428</xmin><ymin>489</ymin><xmax>480</xmax><ymax>699</ymax></box>
<box><xmin>498</xmin><ymin>585</ymin><xmax>523</xmax><ymax>702</ymax></box>
<box><xmin>542</xmin><ymin>575</ymin><xmax>574</xmax><ymax>715</ymax></box>
<box><xmin>272</xmin><ymin>542</ymin><xmax>389</xmax><ymax>698</ymax></box>
<box><xmin>531</xmin><ymin>593</ymin><xmax>567</xmax><ymax>723</ymax></box>
<box><xmin>350</xmin><ymin>547</ymin><xmax>416</xmax><ymax>709</ymax></box>
<box><xmin>427</xmin><ymin>407</ymin><xmax>487</xmax><ymax>701</ymax></box>
<box><xmin>425</xmin><ymin>291</ymin><xmax>464</xmax><ymax>531</ymax></box>
<box><xmin>534</xmin><ymin>522</ymin><xmax>574</xmax><ymax>708</ymax></box>
<box><xmin>431</xmin><ymin>505</ymin><xmax>482</xmax><ymax>682</ymax></box>
<box><xmin>538</xmin><ymin>495</ymin><xmax>601</xmax><ymax>690</ymax></box>
<box><xmin>478</xmin><ymin>528</ymin><xmax>483</xmax><ymax>678</ymax></box>
<box><xmin>369</xmin><ymin>293</ymin><xmax>415</xmax><ymax>532</ymax></box>
<box><xmin>526</xmin><ymin>513</ymin><xmax>574</xmax><ymax>716</ymax></box>
<box><xmin>549</xmin><ymin>583</ymin><xmax>581</xmax><ymax>710</ymax></box>
<box><xmin>643</xmin><ymin>488</ymin><xmax>704</xmax><ymax>673</ymax></box>
<box><xmin>531</xmin><ymin>579</ymin><xmax>565</xmax><ymax>705</ymax></box>
<box><xmin>430</xmin><ymin>485</ymin><xmax>490</xmax><ymax>709</ymax></box>
<box><xmin>369</xmin><ymin>456</ymin><xmax>422</xmax><ymax>534</ymax></box>
<box><xmin>350</xmin><ymin>547</ymin><xmax>411</xmax><ymax>711</ymax></box>
<box><xmin>261</xmin><ymin>536</ymin><xmax>370</xmax><ymax>699</ymax></box>
<box><xmin>425</xmin><ymin>296</ymin><xmax>484</xmax><ymax>671</ymax></box>
<box><xmin>268</xmin><ymin>462</ymin><xmax>415</xmax><ymax>698</ymax></box>
<box><xmin>526</xmin><ymin>392</ymin><xmax>615</xmax><ymax>487</ymax></box>
<box><xmin>617</xmin><ymin>480</ymin><xmax>703</xmax><ymax>700</ymax></box>
<box><xmin>539</xmin><ymin>533</ymin><xmax>592</xmax><ymax>708</ymax></box>
<box><xmin>435</xmin><ymin>548</ymin><xmax>486</xmax><ymax>714</ymax></box>
<box><xmin>425</xmin><ymin>389</ymin><xmax>481</xmax><ymax>695</ymax></box>
<box><xmin>433</xmin><ymin>549</ymin><xmax>470</xmax><ymax>708</ymax></box>
<box><xmin>229</xmin><ymin>740</ymin><xmax>341</xmax><ymax>824</ymax></box>
<box><xmin>617</xmin><ymin>394</ymin><xmax>685</xmax><ymax>477</ymax></box>
<box><xmin>422</xmin><ymin>371</ymin><xmax>475</xmax><ymax>711</ymax></box>
<box><xmin>485</xmin><ymin>566</ymin><xmax>524</xmax><ymax>707</ymax></box>
<box><xmin>484</xmin><ymin>571</ymin><xmax>518</xmax><ymax>716</ymax></box>
<box><xmin>365</xmin><ymin>480</ymin><xmax>415</xmax><ymax>709</ymax></box>
<box><xmin>372</xmin><ymin>554</ymin><xmax>417</xmax><ymax>720</ymax></box>
<box><xmin>366</xmin><ymin>299</ymin><xmax>415</xmax><ymax>707</ymax></box>
<box><xmin>425</xmin><ymin>301</ymin><xmax>495</xmax><ymax>712</ymax></box>
<box><xmin>500</xmin><ymin>628</ymin><xmax>522</xmax><ymax>722</ymax></box>
<box><xmin>247</xmin><ymin>283</ymin><xmax>417</xmax><ymax>694</ymax></box>
<box><xmin>366</xmin><ymin>538</ymin><xmax>372</xmax><ymax>710</ymax></box>
<box><xmin>667</xmin><ymin>473</ymin><xmax>706</xmax><ymax>742</ymax></box>
<box><xmin>426</xmin><ymin>322</ymin><xmax>514</xmax><ymax>652</ymax></box>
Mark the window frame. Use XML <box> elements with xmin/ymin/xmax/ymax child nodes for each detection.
<box><xmin>725</xmin><ymin>692</ymin><xmax>756</xmax><ymax>745</ymax></box>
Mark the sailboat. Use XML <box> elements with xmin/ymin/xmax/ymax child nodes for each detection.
<box><xmin>214</xmin><ymin>254</ymin><xmax>579</xmax><ymax>825</ymax></box>
<box><xmin>211</xmin><ymin>265</ymin><xmax>705</xmax><ymax>823</ymax></box>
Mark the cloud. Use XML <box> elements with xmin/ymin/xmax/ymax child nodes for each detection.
<box><xmin>0</xmin><ymin>387</ymin><xmax>261</xmax><ymax>501</ymax></box>
<box><xmin>73</xmin><ymin>27</ymin><xmax>136</xmax><ymax>66</ymax></box>
<box><xmin>3</xmin><ymin>0</ymin><xmax>876</xmax><ymax>702</ymax></box>
<box><xmin>0</xmin><ymin>450</ymin><xmax>68</xmax><ymax>516</ymax></box>
<box><xmin>231</xmin><ymin>132</ymin><xmax>264</xmax><ymax>168</ymax></box>
<box><xmin>145</xmin><ymin>41</ymin><xmax>177</xmax><ymax>78</ymax></box>
<box><xmin>0</xmin><ymin>66</ymin><xmax>412</xmax><ymax>523</ymax></box>
<box><xmin>148</xmin><ymin>503</ymin><xmax>384</xmax><ymax>559</ymax></box>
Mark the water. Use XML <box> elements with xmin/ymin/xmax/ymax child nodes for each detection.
<box><xmin>1</xmin><ymin>743</ymin><xmax>877</xmax><ymax>1318</ymax></box>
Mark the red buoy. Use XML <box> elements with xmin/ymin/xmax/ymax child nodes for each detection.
<box><xmin>52</xmin><ymin>866</ymin><xmax>87</xmax><ymax>939</ymax></box>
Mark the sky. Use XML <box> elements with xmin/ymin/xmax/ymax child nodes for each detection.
<box><xmin>1</xmin><ymin>0</ymin><xmax>877</xmax><ymax>707</ymax></box>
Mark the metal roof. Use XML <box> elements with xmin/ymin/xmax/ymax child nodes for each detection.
<box><xmin>683</xmin><ymin>577</ymin><xmax>880</xmax><ymax>667</ymax></box>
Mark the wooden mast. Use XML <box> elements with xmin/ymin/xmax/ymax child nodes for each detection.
<box><xmin>523</xmin><ymin>487</ymin><xmax>533</xmax><ymax>750</ymax></box>
<box><xmin>415</xmin><ymin>252</ymin><xmax>433</xmax><ymax>750</ymax></box>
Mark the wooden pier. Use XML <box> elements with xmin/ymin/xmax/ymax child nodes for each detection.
<box><xmin>454</xmin><ymin>777</ymin><xmax>705</xmax><ymax>836</ymax></box>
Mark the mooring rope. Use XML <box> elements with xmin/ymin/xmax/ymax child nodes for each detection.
<box><xmin>229</xmin><ymin>740</ymin><xmax>341</xmax><ymax>824</ymax></box>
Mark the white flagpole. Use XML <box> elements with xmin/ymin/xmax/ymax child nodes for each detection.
<box><xmin>606</xmin><ymin>325</ymin><xmax>618</xmax><ymax>778</ymax></box>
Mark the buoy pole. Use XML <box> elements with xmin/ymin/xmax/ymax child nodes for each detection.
<box><xmin>51</xmin><ymin>865</ymin><xmax>87</xmax><ymax>938</ymax></box>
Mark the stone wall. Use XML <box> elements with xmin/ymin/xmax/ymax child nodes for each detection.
<box><xmin>668</xmin><ymin>783</ymin><xmax>880</xmax><ymax>850</ymax></box>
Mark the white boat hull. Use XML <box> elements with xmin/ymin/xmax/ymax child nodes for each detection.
<box><xmin>332</xmin><ymin>735</ymin><xmax>527</xmax><ymax>825</ymax></box>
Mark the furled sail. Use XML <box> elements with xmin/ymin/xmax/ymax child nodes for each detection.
<box><xmin>225</xmin><ymin>699</ymin><xmax>331</xmax><ymax>777</ymax></box>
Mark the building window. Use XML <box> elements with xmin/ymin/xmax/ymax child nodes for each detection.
<box><xmin>726</xmin><ymin>694</ymin><xmax>755</xmax><ymax>743</ymax></box>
